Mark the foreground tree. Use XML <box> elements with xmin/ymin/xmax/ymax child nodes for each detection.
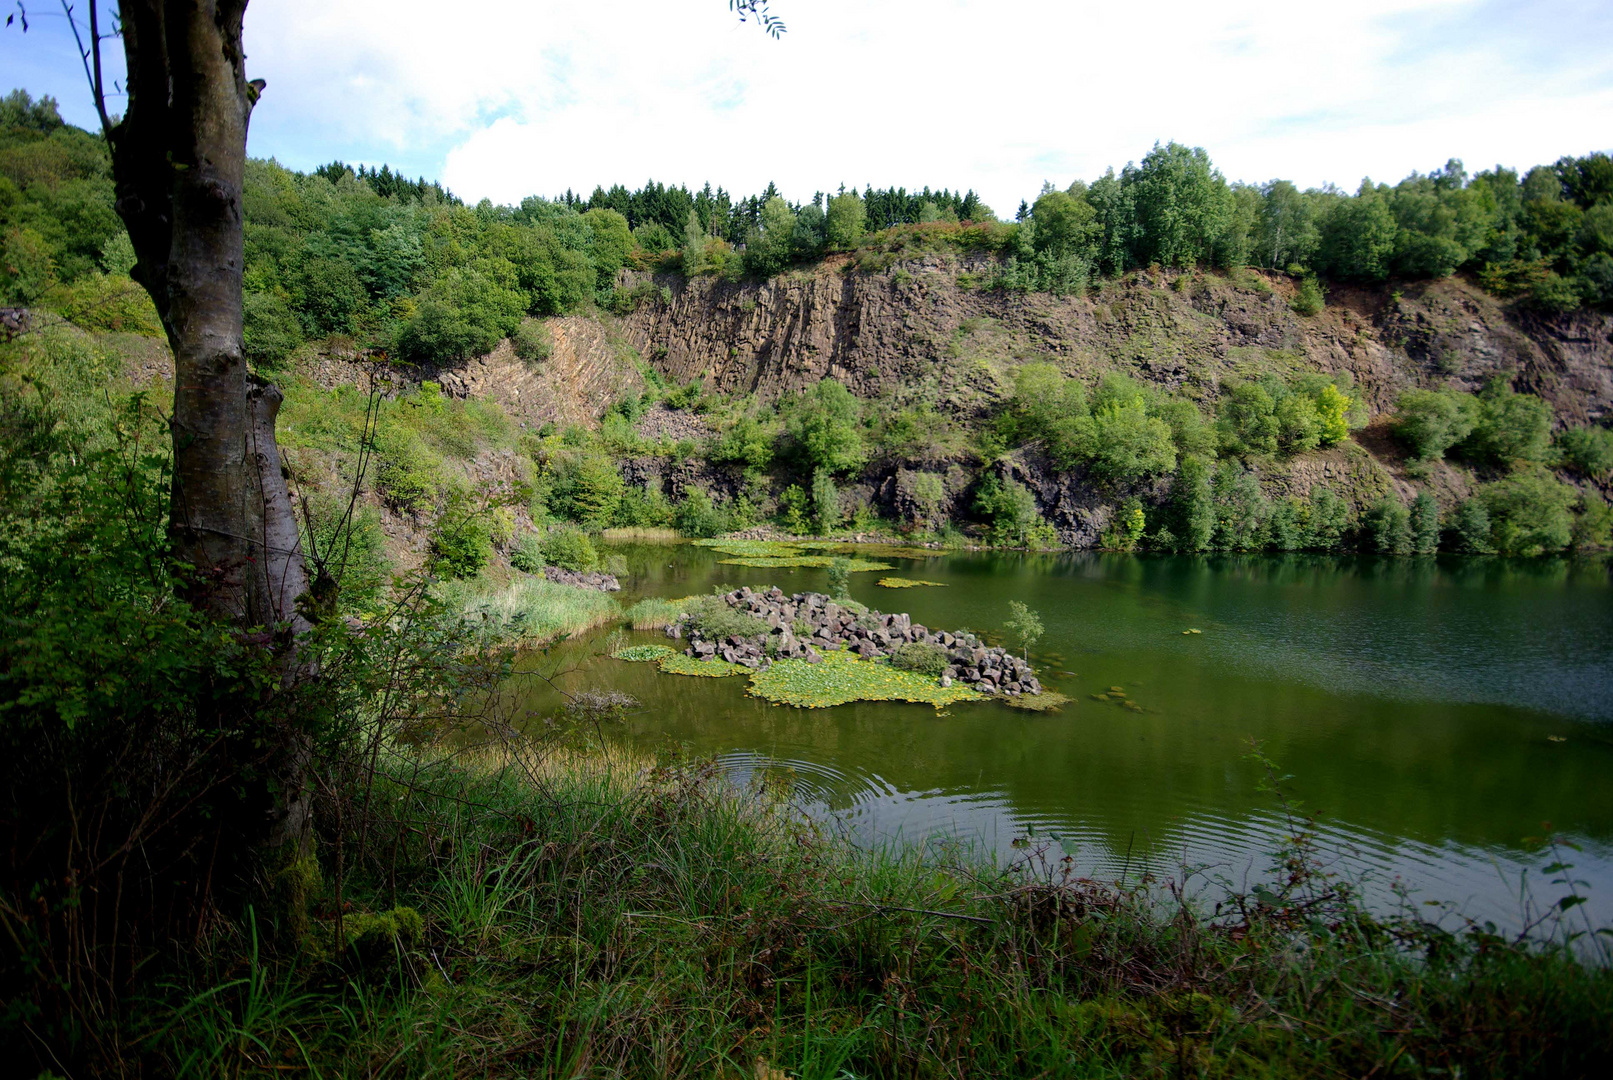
<box><xmin>14</xmin><ymin>0</ymin><xmax>787</xmax><ymax>894</ymax></box>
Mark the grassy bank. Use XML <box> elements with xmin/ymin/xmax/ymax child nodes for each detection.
<box><xmin>122</xmin><ymin>742</ymin><xmax>1610</xmax><ymax>1079</ymax></box>
<box><xmin>436</xmin><ymin>573</ymin><xmax>622</xmax><ymax>648</ymax></box>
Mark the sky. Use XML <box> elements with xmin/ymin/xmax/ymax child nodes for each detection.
<box><xmin>5</xmin><ymin>0</ymin><xmax>1612</xmax><ymax>215</ymax></box>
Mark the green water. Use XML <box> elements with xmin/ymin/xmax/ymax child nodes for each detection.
<box><xmin>513</xmin><ymin>544</ymin><xmax>1613</xmax><ymax>930</ymax></box>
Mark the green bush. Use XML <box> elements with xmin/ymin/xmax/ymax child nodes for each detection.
<box><xmin>547</xmin><ymin>453</ymin><xmax>624</xmax><ymax>529</ymax></box>
<box><xmin>541</xmin><ymin>523</ymin><xmax>599</xmax><ymax>572</ymax></box>
<box><xmin>1445</xmin><ymin>499</ymin><xmax>1494</xmax><ymax>553</ymax></box>
<box><xmin>826</xmin><ymin>557</ymin><xmax>852</xmax><ymax>599</ymax></box>
<box><xmin>1364</xmin><ymin>497</ymin><xmax>1413</xmax><ymax>554</ymax></box>
<box><xmin>1305</xmin><ymin>486</ymin><xmax>1350</xmax><ymax>551</ymax></box>
<box><xmin>1459</xmin><ymin>379</ymin><xmax>1553</xmax><ymax>467</ymax></box>
<box><xmin>1572</xmin><ymin>493</ymin><xmax>1613</xmax><ymax>550</ymax></box>
<box><xmin>1210</xmin><ymin>462</ymin><xmax>1271</xmax><ymax>550</ymax></box>
<box><xmin>432</xmin><ymin>514</ymin><xmax>492</xmax><ymax>578</ymax></box>
<box><xmin>1290</xmin><ymin>275</ymin><xmax>1325</xmax><ymax>316</ymax></box>
<box><xmin>1556</xmin><ymin>425</ymin><xmax>1613</xmax><ymax>477</ymax></box>
<box><xmin>1479</xmin><ymin>466</ymin><xmax>1576</xmax><ymax>555</ymax></box>
<box><xmin>811</xmin><ymin>468</ymin><xmax>841</xmax><ymax>533</ymax></box>
<box><xmin>788</xmin><ymin>378</ymin><xmax>865</xmax><ymax>475</ymax></box>
<box><xmin>1392</xmin><ymin>388</ymin><xmax>1477</xmax><ymax>461</ymax></box>
<box><xmin>511</xmin><ymin>317</ymin><xmax>551</xmax><ymax>362</ymax></box>
<box><xmin>1409</xmin><ymin>491</ymin><xmax>1440</xmax><ymax>554</ymax></box>
<box><xmin>242</xmin><ymin>289</ymin><xmax>303</xmax><ymax>365</ymax></box>
<box><xmin>974</xmin><ymin>474</ymin><xmax>1056</xmax><ymax>548</ymax></box>
<box><xmin>673</xmin><ymin>487</ymin><xmax>728</xmax><ymax>538</ymax></box>
<box><xmin>685</xmin><ymin>596</ymin><xmax>768</xmax><ymax>640</ymax></box>
<box><xmin>615</xmin><ymin>483</ymin><xmax>674</xmax><ymax>528</ymax></box>
<box><xmin>889</xmin><ymin>641</ymin><xmax>948</xmax><ymax>677</ymax></box>
<box><xmin>509</xmin><ymin>532</ymin><xmax>543</xmax><ymax>573</ymax></box>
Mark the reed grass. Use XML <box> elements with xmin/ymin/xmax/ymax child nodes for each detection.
<box><xmin>437</xmin><ymin>576</ymin><xmax>620</xmax><ymax>647</ymax></box>
<box><xmin>130</xmin><ymin>745</ymin><xmax>1613</xmax><ymax>1079</ymax></box>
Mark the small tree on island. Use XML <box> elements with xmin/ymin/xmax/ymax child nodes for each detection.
<box><xmin>1004</xmin><ymin>601</ymin><xmax>1044</xmax><ymax>663</ymax></box>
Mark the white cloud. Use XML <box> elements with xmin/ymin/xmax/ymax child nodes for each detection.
<box><xmin>38</xmin><ymin>0</ymin><xmax>1608</xmax><ymax>211</ymax></box>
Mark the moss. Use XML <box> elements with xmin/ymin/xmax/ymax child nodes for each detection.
<box><xmin>343</xmin><ymin>906</ymin><xmax>424</xmax><ymax>967</ymax></box>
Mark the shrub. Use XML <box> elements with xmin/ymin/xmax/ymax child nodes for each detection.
<box><xmin>673</xmin><ymin>487</ymin><xmax>728</xmax><ymax>538</ymax></box>
<box><xmin>44</xmin><ymin>272</ymin><xmax>164</xmax><ymax>336</ymax></box>
<box><xmin>1479</xmin><ymin>466</ymin><xmax>1575</xmax><ymax>555</ymax></box>
<box><xmin>541</xmin><ymin>523</ymin><xmax>599</xmax><ymax>572</ymax></box>
<box><xmin>974</xmin><ymin>474</ymin><xmax>1056</xmax><ymax>548</ymax></box>
<box><xmin>685</xmin><ymin>596</ymin><xmax>768</xmax><ymax>640</ymax></box>
<box><xmin>1572</xmin><ymin>493</ymin><xmax>1613</xmax><ymax>550</ymax></box>
<box><xmin>242</xmin><ymin>289</ymin><xmax>303</xmax><ymax>364</ymax></box>
<box><xmin>811</xmin><ymin>468</ymin><xmax>841</xmax><ymax>533</ymax></box>
<box><xmin>1459</xmin><ymin>379</ymin><xmax>1553</xmax><ymax>466</ymax></box>
<box><xmin>778</xmin><ymin>484</ymin><xmax>809</xmax><ymax>533</ymax></box>
<box><xmin>1556</xmin><ymin>425</ymin><xmax>1613</xmax><ymax>477</ymax></box>
<box><xmin>1088</xmin><ymin>396</ymin><xmax>1176</xmax><ymax>485</ymax></box>
<box><xmin>826</xmin><ymin>557</ymin><xmax>852</xmax><ymax>599</ymax></box>
<box><xmin>510</xmin><ymin>532</ymin><xmax>544</xmax><ymax>573</ymax></box>
<box><xmin>1290</xmin><ymin>275</ymin><xmax>1325</xmax><ymax>315</ymax></box>
<box><xmin>1172</xmin><ymin>455</ymin><xmax>1214</xmax><ymax>552</ymax></box>
<box><xmin>1217</xmin><ymin>380</ymin><xmax>1281</xmax><ymax>457</ymax></box>
<box><xmin>615</xmin><ymin>483</ymin><xmax>674</xmax><ymax>529</ymax></box>
<box><xmin>511</xmin><ymin>317</ymin><xmax>552</xmax><ymax>362</ymax></box>
<box><xmin>1409</xmin><ymin>491</ymin><xmax>1439</xmax><ymax>554</ymax></box>
<box><xmin>1392</xmin><ymin>388</ymin><xmax>1477</xmax><ymax>461</ymax></box>
<box><xmin>1210</xmin><ymin>462</ymin><xmax>1271</xmax><ymax>550</ymax></box>
<box><xmin>432</xmin><ymin>514</ymin><xmax>492</xmax><ymax>578</ymax></box>
<box><xmin>788</xmin><ymin>378</ymin><xmax>865</xmax><ymax>475</ymax></box>
<box><xmin>1445</xmin><ymin>499</ymin><xmax>1494</xmax><ymax>553</ymax></box>
<box><xmin>889</xmin><ymin>641</ymin><xmax>948</xmax><ymax>677</ymax></box>
<box><xmin>1305</xmin><ymin>486</ymin><xmax>1350</xmax><ymax>550</ymax></box>
<box><xmin>547</xmin><ymin>453</ymin><xmax>624</xmax><ymax>529</ymax></box>
<box><xmin>1364</xmin><ymin>496</ymin><xmax>1413</xmax><ymax>554</ymax></box>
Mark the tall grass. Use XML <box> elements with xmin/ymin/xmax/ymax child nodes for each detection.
<box><xmin>437</xmin><ymin>575</ymin><xmax>620</xmax><ymax>647</ymax></box>
<box><xmin>126</xmin><ymin>741</ymin><xmax>1613</xmax><ymax>1080</ymax></box>
<box><xmin>622</xmin><ymin>595</ymin><xmax>700</xmax><ymax>630</ymax></box>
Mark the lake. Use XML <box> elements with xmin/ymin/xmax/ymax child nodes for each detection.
<box><xmin>510</xmin><ymin>543</ymin><xmax>1613</xmax><ymax>933</ymax></box>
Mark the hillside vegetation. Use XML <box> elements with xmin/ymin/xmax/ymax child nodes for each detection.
<box><xmin>4</xmin><ymin>87</ymin><xmax>1612</xmax><ymax>586</ymax></box>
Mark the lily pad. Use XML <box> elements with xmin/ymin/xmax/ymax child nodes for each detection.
<box><xmin>692</xmin><ymin>539</ymin><xmax>808</xmax><ymax>558</ymax></box>
<box><xmin>658</xmin><ymin>652</ymin><xmax>747</xmax><ymax>678</ymax></box>
<box><xmin>612</xmin><ymin>644</ymin><xmax>676</xmax><ymax>663</ymax></box>
<box><xmin>717</xmin><ymin>556</ymin><xmax>892</xmax><ymax>571</ymax></box>
<box><xmin>747</xmin><ymin>649</ymin><xmax>982</xmax><ymax>710</ymax></box>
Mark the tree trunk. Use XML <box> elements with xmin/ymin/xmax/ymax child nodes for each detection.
<box><xmin>108</xmin><ymin>0</ymin><xmax>313</xmax><ymax>874</ymax></box>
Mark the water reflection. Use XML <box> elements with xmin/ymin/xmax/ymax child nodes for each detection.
<box><xmin>511</xmin><ymin>544</ymin><xmax>1613</xmax><ymax>932</ymax></box>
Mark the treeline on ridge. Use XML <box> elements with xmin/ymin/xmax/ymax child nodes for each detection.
<box><xmin>4</xmin><ymin>87</ymin><xmax>1612</xmax><ymax>377</ymax></box>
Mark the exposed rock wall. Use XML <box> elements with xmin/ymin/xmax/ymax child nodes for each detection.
<box><xmin>619</xmin><ymin>260</ymin><xmax>1613</xmax><ymax>425</ymax></box>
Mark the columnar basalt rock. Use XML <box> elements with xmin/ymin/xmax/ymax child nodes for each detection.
<box><xmin>666</xmin><ymin>585</ymin><xmax>1042</xmax><ymax>695</ymax></box>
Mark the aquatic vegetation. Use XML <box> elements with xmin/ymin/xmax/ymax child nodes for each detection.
<box><xmin>623</xmin><ymin>595</ymin><xmax>700</xmax><ymax>629</ymax></box>
<box><xmin>435</xmin><ymin>575</ymin><xmax>620</xmax><ymax>647</ymax></box>
<box><xmin>659</xmin><ymin>652</ymin><xmax>747</xmax><ymax>677</ymax></box>
<box><xmin>1092</xmin><ymin>686</ymin><xmax>1144</xmax><ymax>712</ymax></box>
<box><xmin>1182</xmin><ymin>627</ymin><xmax>1203</xmax><ymax>635</ymax></box>
<box><xmin>718</xmin><ymin>555</ymin><xmax>892</xmax><ymax>571</ymax></box>
<box><xmin>877</xmin><ymin>576</ymin><xmax>947</xmax><ymax>588</ymax></box>
<box><xmin>692</xmin><ymin>538</ymin><xmax>808</xmax><ymax>558</ymax></box>
<box><xmin>1005</xmin><ymin>690</ymin><xmax>1072</xmax><ymax>713</ymax></box>
<box><xmin>748</xmin><ymin>649</ymin><xmax>983</xmax><ymax>709</ymax></box>
<box><xmin>612</xmin><ymin>644</ymin><xmax>676</xmax><ymax>663</ymax></box>
<box><xmin>799</xmin><ymin>542</ymin><xmax>944</xmax><ymax>560</ymax></box>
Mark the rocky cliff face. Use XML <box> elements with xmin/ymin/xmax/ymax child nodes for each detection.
<box><xmin>619</xmin><ymin>258</ymin><xmax>1613</xmax><ymax>426</ymax></box>
<box><xmin>611</xmin><ymin>257</ymin><xmax>1611</xmax><ymax>544</ymax></box>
